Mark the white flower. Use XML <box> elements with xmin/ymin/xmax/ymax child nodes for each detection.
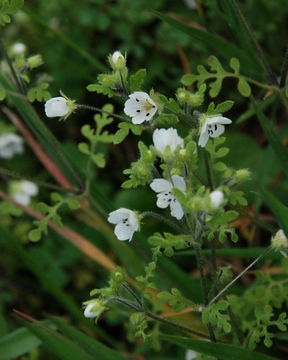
<box><xmin>153</xmin><ymin>128</ymin><xmax>184</xmax><ymax>153</ymax></box>
<box><xmin>11</xmin><ymin>180</ymin><xmax>38</xmax><ymax>206</ymax></box>
<box><xmin>209</xmin><ymin>190</ymin><xmax>224</xmax><ymax>208</ymax></box>
<box><xmin>11</xmin><ymin>43</ymin><xmax>26</xmax><ymax>55</ymax></box>
<box><xmin>0</xmin><ymin>134</ymin><xmax>24</xmax><ymax>159</ymax></box>
<box><xmin>150</xmin><ymin>175</ymin><xmax>186</xmax><ymax>220</ymax></box>
<box><xmin>108</xmin><ymin>208</ymin><xmax>139</xmax><ymax>241</ymax></box>
<box><xmin>183</xmin><ymin>0</ymin><xmax>197</xmax><ymax>10</ymax></box>
<box><xmin>124</xmin><ymin>91</ymin><xmax>157</xmax><ymax>124</ymax></box>
<box><xmin>45</xmin><ymin>97</ymin><xmax>73</xmax><ymax>118</ymax></box>
<box><xmin>198</xmin><ymin>115</ymin><xmax>232</xmax><ymax>147</ymax></box>
<box><xmin>83</xmin><ymin>299</ymin><xmax>106</xmax><ymax>319</ymax></box>
<box><xmin>185</xmin><ymin>349</ymin><xmax>198</xmax><ymax>360</ymax></box>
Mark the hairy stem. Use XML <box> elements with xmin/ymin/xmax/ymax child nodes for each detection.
<box><xmin>76</xmin><ymin>103</ymin><xmax>127</xmax><ymax>121</ymax></box>
<box><xmin>140</xmin><ymin>211</ymin><xmax>186</xmax><ymax>234</ymax></box>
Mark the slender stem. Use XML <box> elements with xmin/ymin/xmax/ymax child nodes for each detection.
<box><xmin>203</xmin><ymin>151</ymin><xmax>215</xmax><ymax>190</ymax></box>
<box><xmin>280</xmin><ymin>46</ymin><xmax>288</xmax><ymax>88</ymax></box>
<box><xmin>194</xmin><ymin>244</ymin><xmax>216</xmax><ymax>342</ymax></box>
<box><xmin>146</xmin><ymin>310</ymin><xmax>212</xmax><ymax>340</ymax></box>
<box><xmin>76</xmin><ymin>104</ymin><xmax>127</xmax><ymax>121</ymax></box>
<box><xmin>208</xmin><ymin>247</ymin><xmax>272</xmax><ymax>306</ymax></box>
<box><xmin>109</xmin><ymin>296</ymin><xmax>212</xmax><ymax>339</ymax></box>
<box><xmin>231</xmin><ymin>0</ymin><xmax>278</xmax><ymax>86</ymax></box>
<box><xmin>226</xmin><ymin>302</ymin><xmax>244</xmax><ymax>345</ymax></box>
<box><xmin>0</xmin><ymin>37</ymin><xmax>24</xmax><ymax>94</ymax></box>
<box><xmin>121</xmin><ymin>283</ymin><xmax>142</xmax><ymax>308</ymax></box>
<box><xmin>140</xmin><ymin>211</ymin><xmax>186</xmax><ymax>234</ymax></box>
<box><xmin>0</xmin><ymin>166</ymin><xmax>79</xmax><ymax>194</ymax></box>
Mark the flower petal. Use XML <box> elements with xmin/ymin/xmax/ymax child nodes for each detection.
<box><xmin>156</xmin><ymin>192</ymin><xmax>171</xmax><ymax>208</ymax></box>
<box><xmin>198</xmin><ymin>130</ymin><xmax>209</xmax><ymax>147</ymax></box>
<box><xmin>108</xmin><ymin>208</ymin><xmax>131</xmax><ymax>224</ymax></box>
<box><xmin>207</xmin><ymin>116</ymin><xmax>232</xmax><ymax>125</ymax></box>
<box><xmin>171</xmin><ymin>175</ymin><xmax>186</xmax><ymax>192</ymax></box>
<box><xmin>150</xmin><ymin>179</ymin><xmax>172</xmax><ymax>193</ymax></box>
<box><xmin>13</xmin><ymin>192</ymin><xmax>30</xmax><ymax>206</ymax></box>
<box><xmin>20</xmin><ymin>181</ymin><xmax>38</xmax><ymax>196</ymax></box>
<box><xmin>209</xmin><ymin>123</ymin><xmax>225</xmax><ymax>138</ymax></box>
<box><xmin>123</xmin><ymin>98</ymin><xmax>141</xmax><ymax>117</ymax></box>
<box><xmin>114</xmin><ymin>222</ymin><xmax>134</xmax><ymax>241</ymax></box>
<box><xmin>170</xmin><ymin>199</ymin><xmax>184</xmax><ymax>220</ymax></box>
<box><xmin>131</xmin><ymin>112</ymin><xmax>147</xmax><ymax>124</ymax></box>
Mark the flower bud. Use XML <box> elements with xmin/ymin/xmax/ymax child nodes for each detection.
<box><xmin>271</xmin><ymin>229</ymin><xmax>288</xmax><ymax>251</ymax></box>
<box><xmin>187</xmin><ymin>93</ymin><xmax>204</xmax><ymax>107</ymax></box>
<box><xmin>176</xmin><ymin>89</ymin><xmax>189</xmax><ymax>104</ymax></box>
<box><xmin>109</xmin><ymin>51</ymin><xmax>126</xmax><ymax>71</ymax></box>
<box><xmin>235</xmin><ymin>168</ymin><xmax>250</xmax><ymax>181</ymax></box>
<box><xmin>83</xmin><ymin>299</ymin><xmax>106</xmax><ymax>319</ymax></box>
<box><xmin>27</xmin><ymin>54</ymin><xmax>43</xmax><ymax>69</ymax></box>
<box><xmin>11</xmin><ymin>43</ymin><xmax>26</xmax><ymax>55</ymax></box>
<box><xmin>209</xmin><ymin>190</ymin><xmax>224</xmax><ymax>208</ymax></box>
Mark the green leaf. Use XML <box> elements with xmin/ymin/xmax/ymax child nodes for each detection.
<box><xmin>66</xmin><ymin>198</ymin><xmax>80</xmax><ymax>210</ymax></box>
<box><xmin>86</xmin><ymin>84</ymin><xmax>114</xmax><ymax>98</ymax></box>
<box><xmin>237</xmin><ymin>77</ymin><xmax>251</xmax><ymax>97</ymax></box>
<box><xmin>16</xmin><ymin>318</ymin><xmax>95</xmax><ymax>360</ymax></box>
<box><xmin>260</xmin><ymin>189</ymin><xmax>288</xmax><ymax>238</ymax></box>
<box><xmin>92</xmin><ymin>153</ymin><xmax>106</xmax><ymax>168</ymax></box>
<box><xmin>252</xmin><ymin>98</ymin><xmax>288</xmax><ymax>178</ymax></box>
<box><xmin>28</xmin><ymin>228</ymin><xmax>42</xmax><ymax>242</ymax></box>
<box><xmin>129</xmin><ymin>69</ymin><xmax>146</xmax><ymax>92</ymax></box>
<box><xmin>113</xmin><ymin>122</ymin><xmax>142</xmax><ymax>144</ymax></box>
<box><xmin>78</xmin><ymin>142</ymin><xmax>90</xmax><ymax>155</ymax></box>
<box><xmin>156</xmin><ymin>113</ymin><xmax>179</xmax><ymax>126</ymax></box>
<box><xmin>230</xmin><ymin>57</ymin><xmax>240</xmax><ymax>74</ymax></box>
<box><xmin>214</xmin><ymin>100</ymin><xmax>234</xmax><ymax>113</ymax></box>
<box><xmin>162</xmin><ymin>335</ymin><xmax>278</xmax><ymax>360</ymax></box>
<box><xmin>152</xmin><ymin>10</ymin><xmax>260</xmax><ymax>75</ymax></box>
<box><xmin>0</xmin><ymin>0</ymin><xmax>24</xmax><ymax>26</ymax></box>
<box><xmin>48</xmin><ymin>316</ymin><xmax>127</xmax><ymax>360</ymax></box>
<box><xmin>0</xmin><ymin>327</ymin><xmax>42</xmax><ymax>360</ymax></box>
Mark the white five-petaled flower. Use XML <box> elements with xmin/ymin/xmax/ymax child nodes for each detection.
<box><xmin>198</xmin><ymin>115</ymin><xmax>232</xmax><ymax>147</ymax></box>
<box><xmin>0</xmin><ymin>134</ymin><xmax>24</xmax><ymax>159</ymax></box>
<box><xmin>153</xmin><ymin>128</ymin><xmax>184</xmax><ymax>153</ymax></box>
<box><xmin>150</xmin><ymin>175</ymin><xmax>186</xmax><ymax>220</ymax></box>
<box><xmin>45</xmin><ymin>96</ymin><xmax>73</xmax><ymax>118</ymax></box>
<box><xmin>108</xmin><ymin>208</ymin><xmax>139</xmax><ymax>241</ymax></box>
<box><xmin>209</xmin><ymin>190</ymin><xmax>224</xmax><ymax>208</ymax></box>
<box><xmin>124</xmin><ymin>91</ymin><xmax>157</xmax><ymax>125</ymax></box>
<box><xmin>11</xmin><ymin>180</ymin><xmax>38</xmax><ymax>206</ymax></box>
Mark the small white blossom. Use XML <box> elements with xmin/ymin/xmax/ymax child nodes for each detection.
<box><xmin>83</xmin><ymin>299</ymin><xmax>106</xmax><ymax>319</ymax></box>
<box><xmin>153</xmin><ymin>128</ymin><xmax>184</xmax><ymax>153</ymax></box>
<box><xmin>11</xmin><ymin>43</ymin><xmax>26</xmax><ymax>55</ymax></box>
<box><xmin>185</xmin><ymin>349</ymin><xmax>198</xmax><ymax>360</ymax></box>
<box><xmin>209</xmin><ymin>190</ymin><xmax>224</xmax><ymax>208</ymax></box>
<box><xmin>0</xmin><ymin>134</ymin><xmax>24</xmax><ymax>159</ymax></box>
<box><xmin>198</xmin><ymin>115</ymin><xmax>232</xmax><ymax>147</ymax></box>
<box><xmin>150</xmin><ymin>175</ymin><xmax>186</xmax><ymax>220</ymax></box>
<box><xmin>45</xmin><ymin>96</ymin><xmax>75</xmax><ymax>118</ymax></box>
<box><xmin>108</xmin><ymin>208</ymin><xmax>139</xmax><ymax>241</ymax></box>
<box><xmin>11</xmin><ymin>180</ymin><xmax>38</xmax><ymax>206</ymax></box>
<box><xmin>124</xmin><ymin>91</ymin><xmax>157</xmax><ymax>124</ymax></box>
<box><xmin>111</xmin><ymin>50</ymin><xmax>126</xmax><ymax>70</ymax></box>
<box><xmin>184</xmin><ymin>0</ymin><xmax>197</xmax><ymax>10</ymax></box>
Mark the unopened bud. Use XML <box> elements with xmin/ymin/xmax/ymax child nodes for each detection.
<box><xmin>235</xmin><ymin>168</ymin><xmax>250</xmax><ymax>181</ymax></box>
<box><xmin>27</xmin><ymin>55</ymin><xmax>43</xmax><ymax>69</ymax></box>
<box><xmin>110</xmin><ymin>51</ymin><xmax>126</xmax><ymax>71</ymax></box>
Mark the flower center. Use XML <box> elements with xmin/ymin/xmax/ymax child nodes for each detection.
<box><xmin>122</xmin><ymin>217</ymin><xmax>130</xmax><ymax>227</ymax></box>
<box><xmin>208</xmin><ymin>124</ymin><xmax>217</xmax><ymax>135</ymax></box>
<box><xmin>143</xmin><ymin>99</ymin><xmax>155</xmax><ymax>111</ymax></box>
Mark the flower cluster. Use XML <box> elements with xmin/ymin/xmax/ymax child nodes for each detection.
<box><xmin>0</xmin><ymin>134</ymin><xmax>24</xmax><ymax>159</ymax></box>
<box><xmin>10</xmin><ymin>180</ymin><xmax>38</xmax><ymax>206</ymax></box>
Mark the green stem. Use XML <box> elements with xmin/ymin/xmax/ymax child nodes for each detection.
<box><xmin>140</xmin><ymin>211</ymin><xmax>186</xmax><ymax>234</ymax></box>
<box><xmin>208</xmin><ymin>247</ymin><xmax>272</xmax><ymax>306</ymax></box>
<box><xmin>280</xmin><ymin>46</ymin><xmax>288</xmax><ymax>88</ymax></box>
<box><xmin>76</xmin><ymin>104</ymin><xmax>127</xmax><ymax>121</ymax></box>
<box><xmin>203</xmin><ymin>151</ymin><xmax>215</xmax><ymax>190</ymax></box>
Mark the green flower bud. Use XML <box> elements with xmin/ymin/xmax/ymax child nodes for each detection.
<box><xmin>235</xmin><ymin>168</ymin><xmax>250</xmax><ymax>181</ymax></box>
<box><xmin>83</xmin><ymin>299</ymin><xmax>106</xmax><ymax>319</ymax></box>
<box><xmin>111</xmin><ymin>267</ymin><xmax>126</xmax><ymax>283</ymax></box>
<box><xmin>176</xmin><ymin>89</ymin><xmax>189</xmax><ymax>104</ymax></box>
<box><xmin>109</xmin><ymin>51</ymin><xmax>126</xmax><ymax>71</ymax></box>
<box><xmin>271</xmin><ymin>229</ymin><xmax>288</xmax><ymax>251</ymax></box>
<box><xmin>27</xmin><ymin>55</ymin><xmax>43</xmax><ymax>69</ymax></box>
<box><xmin>133</xmin><ymin>162</ymin><xmax>151</xmax><ymax>180</ymax></box>
<box><xmin>187</xmin><ymin>93</ymin><xmax>204</xmax><ymax>107</ymax></box>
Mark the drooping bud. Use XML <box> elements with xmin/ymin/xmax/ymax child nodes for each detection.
<box><xmin>83</xmin><ymin>299</ymin><xmax>106</xmax><ymax>319</ymax></box>
<box><xmin>209</xmin><ymin>190</ymin><xmax>224</xmax><ymax>208</ymax></box>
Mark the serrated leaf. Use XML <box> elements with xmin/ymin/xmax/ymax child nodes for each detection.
<box><xmin>86</xmin><ymin>84</ymin><xmax>114</xmax><ymax>98</ymax></box>
<box><xmin>129</xmin><ymin>69</ymin><xmax>146</xmax><ymax>92</ymax></box>
<box><xmin>237</xmin><ymin>77</ymin><xmax>251</xmax><ymax>97</ymax></box>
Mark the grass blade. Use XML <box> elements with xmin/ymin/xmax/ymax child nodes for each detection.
<box><xmin>162</xmin><ymin>335</ymin><xmax>278</xmax><ymax>360</ymax></box>
<box><xmin>252</xmin><ymin>97</ymin><xmax>288</xmax><ymax>178</ymax></box>
<box><xmin>151</xmin><ymin>10</ymin><xmax>261</xmax><ymax>76</ymax></box>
